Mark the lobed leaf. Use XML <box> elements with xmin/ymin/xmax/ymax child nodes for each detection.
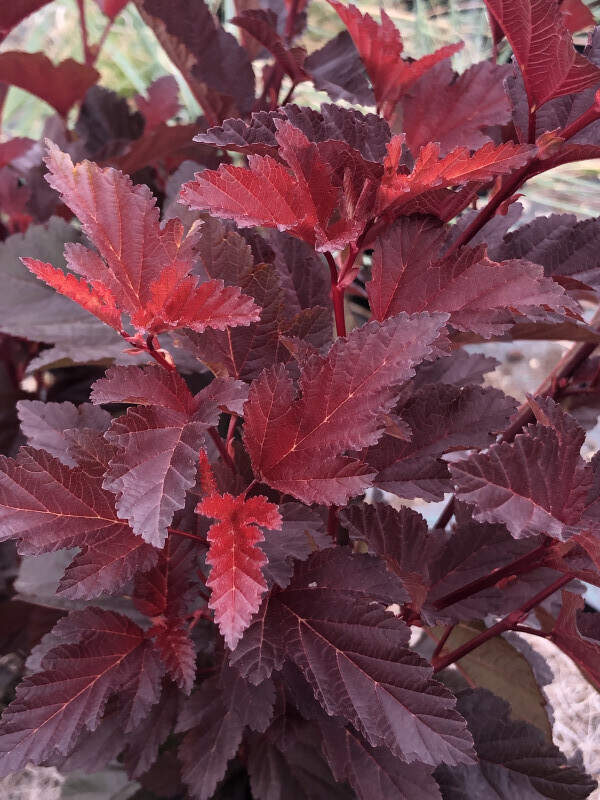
<box><xmin>243</xmin><ymin>313</ymin><xmax>449</xmax><ymax>505</ymax></box>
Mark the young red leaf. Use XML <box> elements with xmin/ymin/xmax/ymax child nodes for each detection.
<box><xmin>377</xmin><ymin>138</ymin><xmax>535</xmax><ymax>216</ymax></box>
<box><xmin>483</xmin><ymin>0</ymin><xmax>600</xmax><ymax>110</ymax></box>
<box><xmin>0</xmin><ymin>608</ymin><xmax>164</xmax><ymax>777</ymax></box>
<box><xmin>22</xmin><ymin>258</ymin><xmax>123</xmax><ymax>332</ymax></box>
<box><xmin>135</xmin><ymin>75</ymin><xmax>180</xmax><ymax>130</ymax></box>
<box><xmin>435</xmin><ymin>689</ymin><xmax>596</xmax><ymax>799</ymax></box>
<box><xmin>92</xmin><ymin>366</ymin><xmax>247</xmax><ymax>547</ymax></box>
<box><xmin>368</xmin><ymin>217</ymin><xmax>581</xmax><ymax>337</ymax></box>
<box><xmin>243</xmin><ymin>313</ymin><xmax>448</xmax><ymax>505</ymax></box>
<box><xmin>327</xmin><ymin>0</ymin><xmax>462</xmax><ymax>117</ymax></box>
<box><xmin>0</xmin><ymin>52</ymin><xmax>99</xmax><ymax>116</ymax></box>
<box><xmin>34</xmin><ymin>143</ymin><xmax>260</xmax><ymax>337</ymax></box>
<box><xmin>181</xmin><ymin>118</ymin><xmax>379</xmax><ymax>251</ymax></box>
<box><xmin>196</xmin><ymin>491</ymin><xmax>282</xmax><ymax>650</ymax></box>
<box><xmin>94</xmin><ymin>0</ymin><xmax>129</xmax><ymax>19</ymax></box>
<box><xmin>451</xmin><ymin>397</ymin><xmax>592</xmax><ymax>540</ymax></box>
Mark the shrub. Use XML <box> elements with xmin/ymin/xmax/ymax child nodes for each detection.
<box><xmin>0</xmin><ymin>0</ymin><xmax>599</xmax><ymax>797</ymax></box>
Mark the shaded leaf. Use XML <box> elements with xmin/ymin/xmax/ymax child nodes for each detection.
<box><xmin>305</xmin><ymin>30</ymin><xmax>373</xmax><ymax>106</ymax></box>
<box><xmin>0</xmin><ymin>608</ymin><xmax>164</xmax><ymax>777</ymax></box>
<box><xmin>435</xmin><ymin>689</ymin><xmax>596</xmax><ymax>799</ymax></box>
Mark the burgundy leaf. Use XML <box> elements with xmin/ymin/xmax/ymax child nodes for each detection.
<box><xmin>548</xmin><ymin>591</ymin><xmax>600</xmax><ymax>689</ymax></box>
<box><xmin>232</xmin><ymin>10</ymin><xmax>308</xmax><ymax>84</ymax></box>
<box><xmin>305</xmin><ymin>30</ymin><xmax>373</xmax><ymax>106</ymax></box>
<box><xmin>195</xmin><ymin>103</ymin><xmax>390</xmax><ymax>163</ymax></box>
<box><xmin>492</xmin><ymin>213</ymin><xmax>600</xmax><ymax>293</ymax></box>
<box><xmin>92</xmin><ymin>366</ymin><xmax>247</xmax><ymax>547</ymax></box>
<box><xmin>369</xmin><ymin>217</ymin><xmax>580</xmax><ymax>337</ymax></box>
<box><xmin>0</xmin><ymin>608</ymin><xmax>164</xmax><ymax>776</ymax></box>
<box><xmin>0</xmin><ymin>52</ymin><xmax>99</xmax><ymax>116</ymax></box>
<box><xmin>0</xmin><ymin>1</ymin><xmax>54</xmax><ymax>37</ymax></box>
<box><xmin>451</xmin><ymin>397</ymin><xmax>592</xmax><ymax>540</ymax></box>
<box><xmin>243</xmin><ymin>313</ymin><xmax>449</xmax><ymax>505</ymax></box>
<box><xmin>177</xmin><ymin>669</ymin><xmax>274</xmax><ymax>799</ymax></box>
<box><xmin>134</xmin><ymin>0</ymin><xmax>255</xmax><ymax>118</ymax></box>
<box><xmin>435</xmin><ymin>689</ymin><xmax>596</xmax><ymax>799</ymax></box>
<box><xmin>364</xmin><ymin>383</ymin><xmax>517</xmax><ymax>500</ymax></box>
<box><xmin>274</xmin><ymin>585</ymin><xmax>474</xmax><ymax>765</ymax></box>
<box><xmin>320</xmin><ymin>717</ymin><xmax>443</xmax><ymax>800</ymax></box>
<box><xmin>134</xmin><ymin>534</ymin><xmax>199</xmax><ymax>691</ymax></box>
<box><xmin>399</xmin><ymin>60</ymin><xmax>512</xmax><ymax>156</ymax></box>
<box><xmin>17</xmin><ymin>400</ymin><xmax>111</xmax><ymax>466</ymax></box>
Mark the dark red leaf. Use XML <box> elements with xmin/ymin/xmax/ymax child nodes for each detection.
<box><xmin>369</xmin><ymin>217</ymin><xmax>580</xmax><ymax>337</ymax></box>
<box><xmin>0</xmin><ymin>52</ymin><xmax>99</xmax><ymax>116</ymax></box>
<box><xmin>435</xmin><ymin>689</ymin><xmax>596</xmax><ymax>799</ymax></box>
<box><xmin>482</xmin><ymin>0</ymin><xmax>600</xmax><ymax>109</ymax></box>
<box><xmin>548</xmin><ymin>591</ymin><xmax>600</xmax><ymax>689</ymax></box>
<box><xmin>0</xmin><ymin>608</ymin><xmax>164</xmax><ymax>776</ymax></box>
<box><xmin>398</xmin><ymin>60</ymin><xmax>512</xmax><ymax>156</ymax></box>
<box><xmin>92</xmin><ymin>365</ymin><xmax>247</xmax><ymax>546</ymax></box>
<box><xmin>0</xmin><ymin>1</ymin><xmax>54</xmax><ymax>37</ymax></box>
<box><xmin>243</xmin><ymin>313</ymin><xmax>449</xmax><ymax>505</ymax></box>
<box><xmin>492</xmin><ymin>213</ymin><xmax>600</xmax><ymax>293</ymax></box>
<box><xmin>363</xmin><ymin>383</ymin><xmax>517</xmax><ymax>500</ymax></box>
<box><xmin>134</xmin><ymin>0</ymin><xmax>255</xmax><ymax>119</ymax></box>
<box><xmin>232</xmin><ymin>10</ymin><xmax>308</xmax><ymax>84</ymax></box>
<box><xmin>177</xmin><ymin>668</ymin><xmax>275</xmax><ymax>799</ymax></box>
<box><xmin>320</xmin><ymin>716</ymin><xmax>443</xmax><ymax>800</ymax></box>
<box><xmin>17</xmin><ymin>400</ymin><xmax>111</xmax><ymax>466</ymax></box>
<box><xmin>305</xmin><ymin>30</ymin><xmax>373</xmax><ymax>106</ymax></box>
<box><xmin>272</xmin><ymin>584</ymin><xmax>474</xmax><ymax>765</ymax></box>
<box><xmin>451</xmin><ymin>396</ymin><xmax>592</xmax><ymax>540</ymax></box>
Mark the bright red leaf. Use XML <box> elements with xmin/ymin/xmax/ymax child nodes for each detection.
<box><xmin>196</xmin><ymin>490</ymin><xmax>282</xmax><ymax>650</ymax></box>
<box><xmin>483</xmin><ymin>0</ymin><xmax>600</xmax><ymax>110</ymax></box>
<box><xmin>327</xmin><ymin>0</ymin><xmax>463</xmax><ymax>118</ymax></box>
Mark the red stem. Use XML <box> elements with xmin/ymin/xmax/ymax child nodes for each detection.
<box><xmin>226</xmin><ymin>414</ymin><xmax>237</xmax><ymax>459</ymax></box>
<box><xmin>431</xmin><ymin>623</ymin><xmax>456</xmax><ymax>659</ymax></box>
<box><xmin>432</xmin><ymin>574</ymin><xmax>571</xmax><ymax>671</ymax></box>
<box><xmin>433</xmin><ymin>542</ymin><xmax>551</xmax><ymax>611</ymax></box>
<box><xmin>326</xmin><ymin>252</ymin><xmax>347</xmax><ymax>338</ymax></box>
<box><xmin>527</xmin><ymin>108</ymin><xmax>537</xmax><ymax>144</ymax></box>
<box><xmin>514</xmin><ymin>624</ymin><xmax>549</xmax><ymax>637</ymax></box>
<box><xmin>209</xmin><ymin>427</ymin><xmax>237</xmax><ymax>473</ymax></box>
<box><xmin>76</xmin><ymin>0</ymin><xmax>92</xmax><ymax>66</ymax></box>
<box><xmin>168</xmin><ymin>527</ymin><xmax>209</xmax><ymax>548</ymax></box>
<box><xmin>92</xmin><ymin>17</ymin><xmax>114</xmax><ymax>65</ymax></box>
